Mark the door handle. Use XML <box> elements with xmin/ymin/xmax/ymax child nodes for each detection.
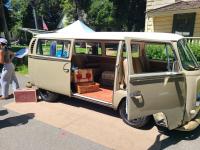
<box><xmin>129</xmin><ymin>90</ymin><xmax>141</xmax><ymax>97</ymax></box>
<box><xmin>129</xmin><ymin>91</ymin><xmax>143</xmax><ymax>103</ymax></box>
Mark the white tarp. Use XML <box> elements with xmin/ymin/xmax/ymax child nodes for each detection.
<box><xmin>56</xmin><ymin>20</ymin><xmax>95</xmax><ymax>33</ymax></box>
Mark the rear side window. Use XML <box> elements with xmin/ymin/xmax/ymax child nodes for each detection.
<box><xmin>36</xmin><ymin>39</ymin><xmax>71</xmax><ymax>58</ymax></box>
<box><xmin>122</xmin><ymin>43</ymin><xmax>140</xmax><ymax>58</ymax></box>
<box><xmin>105</xmin><ymin>43</ymin><xmax>119</xmax><ymax>56</ymax></box>
<box><xmin>75</xmin><ymin>40</ymin><xmax>102</xmax><ymax>55</ymax></box>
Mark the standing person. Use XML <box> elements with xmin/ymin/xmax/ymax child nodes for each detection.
<box><xmin>0</xmin><ymin>38</ymin><xmax>19</xmax><ymax>100</ymax></box>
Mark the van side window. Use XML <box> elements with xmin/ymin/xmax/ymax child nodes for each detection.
<box><xmin>144</xmin><ymin>43</ymin><xmax>176</xmax><ymax>72</ymax></box>
<box><xmin>131</xmin><ymin>44</ymin><xmax>140</xmax><ymax>58</ymax></box>
<box><xmin>105</xmin><ymin>43</ymin><xmax>119</xmax><ymax>57</ymax></box>
<box><xmin>75</xmin><ymin>41</ymin><xmax>102</xmax><ymax>55</ymax></box>
<box><xmin>36</xmin><ymin>39</ymin><xmax>71</xmax><ymax>58</ymax></box>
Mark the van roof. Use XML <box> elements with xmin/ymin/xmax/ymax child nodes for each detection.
<box><xmin>35</xmin><ymin>32</ymin><xmax>183</xmax><ymax>42</ymax></box>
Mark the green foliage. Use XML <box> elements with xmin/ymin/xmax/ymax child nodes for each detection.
<box><xmin>146</xmin><ymin>45</ymin><xmax>167</xmax><ymax>60</ymax></box>
<box><xmin>34</xmin><ymin>0</ymin><xmax>63</xmax><ymax>30</ymax></box>
<box><xmin>16</xmin><ymin>64</ymin><xmax>28</xmax><ymax>75</ymax></box>
<box><xmin>61</xmin><ymin>0</ymin><xmax>76</xmax><ymax>23</ymax></box>
<box><xmin>9</xmin><ymin>0</ymin><xmax>29</xmax><ymax>35</ymax></box>
<box><xmin>145</xmin><ymin>43</ymin><xmax>200</xmax><ymax>62</ymax></box>
<box><xmin>1</xmin><ymin>0</ymin><xmax>147</xmax><ymax>34</ymax></box>
<box><xmin>112</xmin><ymin>0</ymin><xmax>146</xmax><ymax>31</ymax></box>
<box><xmin>87</xmin><ymin>0</ymin><xmax>114</xmax><ymax>30</ymax></box>
<box><xmin>4</xmin><ymin>0</ymin><xmax>63</xmax><ymax>37</ymax></box>
<box><xmin>60</xmin><ymin>0</ymin><xmax>146</xmax><ymax>31</ymax></box>
<box><xmin>188</xmin><ymin>43</ymin><xmax>200</xmax><ymax>61</ymax></box>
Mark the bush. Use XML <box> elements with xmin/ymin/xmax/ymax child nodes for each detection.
<box><xmin>188</xmin><ymin>43</ymin><xmax>200</xmax><ymax>61</ymax></box>
<box><xmin>146</xmin><ymin>43</ymin><xmax>200</xmax><ymax>62</ymax></box>
<box><xmin>15</xmin><ymin>64</ymin><xmax>28</xmax><ymax>75</ymax></box>
<box><xmin>146</xmin><ymin>44</ymin><xmax>167</xmax><ymax>60</ymax></box>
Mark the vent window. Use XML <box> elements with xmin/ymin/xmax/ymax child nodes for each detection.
<box><xmin>30</xmin><ymin>39</ymin><xmax>36</xmax><ymax>54</ymax></box>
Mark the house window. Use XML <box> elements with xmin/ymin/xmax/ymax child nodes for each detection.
<box><xmin>172</xmin><ymin>13</ymin><xmax>196</xmax><ymax>37</ymax></box>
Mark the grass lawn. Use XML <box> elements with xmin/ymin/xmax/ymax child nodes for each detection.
<box><xmin>16</xmin><ymin>64</ymin><xmax>28</xmax><ymax>75</ymax></box>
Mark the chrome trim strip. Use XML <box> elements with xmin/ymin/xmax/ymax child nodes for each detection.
<box><xmin>72</xmin><ymin>93</ymin><xmax>113</xmax><ymax>108</ymax></box>
<box><xmin>28</xmin><ymin>55</ymin><xmax>69</xmax><ymax>62</ymax></box>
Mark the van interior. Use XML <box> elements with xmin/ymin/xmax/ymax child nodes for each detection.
<box><xmin>71</xmin><ymin>40</ymin><xmax>176</xmax><ymax>104</ymax></box>
<box><xmin>71</xmin><ymin>40</ymin><xmax>117</xmax><ymax>103</ymax></box>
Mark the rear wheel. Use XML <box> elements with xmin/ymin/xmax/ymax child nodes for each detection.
<box><xmin>38</xmin><ymin>89</ymin><xmax>59</xmax><ymax>102</ymax></box>
<box><xmin>119</xmin><ymin>100</ymin><xmax>150</xmax><ymax>128</ymax></box>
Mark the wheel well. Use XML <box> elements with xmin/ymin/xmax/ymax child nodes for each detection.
<box><xmin>117</xmin><ymin>97</ymin><xmax>154</xmax><ymax>119</ymax></box>
<box><xmin>117</xmin><ymin>97</ymin><xmax>126</xmax><ymax>112</ymax></box>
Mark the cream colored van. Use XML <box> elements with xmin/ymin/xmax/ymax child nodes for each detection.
<box><xmin>28</xmin><ymin>32</ymin><xmax>200</xmax><ymax>131</ymax></box>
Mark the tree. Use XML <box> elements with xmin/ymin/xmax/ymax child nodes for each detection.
<box><xmin>87</xmin><ymin>0</ymin><xmax>115</xmax><ymax>31</ymax></box>
<box><xmin>113</xmin><ymin>0</ymin><xmax>146</xmax><ymax>31</ymax></box>
<box><xmin>10</xmin><ymin>0</ymin><xmax>29</xmax><ymax>35</ymax></box>
<box><xmin>8</xmin><ymin>0</ymin><xmax>63</xmax><ymax>36</ymax></box>
<box><xmin>34</xmin><ymin>0</ymin><xmax>63</xmax><ymax>30</ymax></box>
<box><xmin>3</xmin><ymin>0</ymin><xmax>146</xmax><ymax>39</ymax></box>
<box><xmin>0</xmin><ymin>0</ymin><xmax>12</xmax><ymax>44</ymax></box>
<box><xmin>60</xmin><ymin>0</ymin><xmax>146</xmax><ymax>31</ymax></box>
<box><xmin>60</xmin><ymin>0</ymin><xmax>76</xmax><ymax>24</ymax></box>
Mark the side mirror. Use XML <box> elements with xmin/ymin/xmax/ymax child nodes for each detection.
<box><xmin>172</xmin><ymin>60</ymin><xmax>180</xmax><ymax>72</ymax></box>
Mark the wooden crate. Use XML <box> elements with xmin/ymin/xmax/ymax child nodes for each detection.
<box><xmin>76</xmin><ymin>82</ymin><xmax>100</xmax><ymax>94</ymax></box>
<box><xmin>14</xmin><ymin>88</ymin><xmax>37</xmax><ymax>103</ymax></box>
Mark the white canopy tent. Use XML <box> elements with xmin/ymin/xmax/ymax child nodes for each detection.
<box><xmin>56</xmin><ymin>20</ymin><xmax>95</xmax><ymax>33</ymax></box>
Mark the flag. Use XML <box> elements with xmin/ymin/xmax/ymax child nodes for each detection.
<box><xmin>42</xmin><ymin>16</ymin><xmax>48</xmax><ymax>31</ymax></box>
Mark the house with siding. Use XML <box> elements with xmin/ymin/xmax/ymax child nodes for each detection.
<box><xmin>145</xmin><ymin>0</ymin><xmax>200</xmax><ymax>37</ymax></box>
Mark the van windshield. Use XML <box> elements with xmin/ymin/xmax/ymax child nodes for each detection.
<box><xmin>177</xmin><ymin>39</ymin><xmax>199</xmax><ymax>71</ymax></box>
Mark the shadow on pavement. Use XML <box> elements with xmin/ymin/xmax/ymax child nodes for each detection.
<box><xmin>148</xmin><ymin>126</ymin><xmax>200</xmax><ymax>150</ymax></box>
<box><xmin>58</xmin><ymin>96</ymin><xmax>155</xmax><ymax>130</ymax></box>
<box><xmin>59</xmin><ymin>96</ymin><xmax>118</xmax><ymax>118</ymax></box>
<box><xmin>0</xmin><ymin>109</ymin><xmax>8</xmax><ymax>116</ymax></box>
<box><xmin>0</xmin><ymin>113</ymin><xmax>35</xmax><ymax>129</ymax></box>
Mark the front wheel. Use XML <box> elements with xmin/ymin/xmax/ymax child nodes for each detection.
<box><xmin>38</xmin><ymin>89</ymin><xmax>59</xmax><ymax>102</ymax></box>
<box><xmin>119</xmin><ymin>100</ymin><xmax>150</xmax><ymax>128</ymax></box>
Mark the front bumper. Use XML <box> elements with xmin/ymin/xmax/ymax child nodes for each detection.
<box><xmin>177</xmin><ymin>108</ymin><xmax>200</xmax><ymax>131</ymax></box>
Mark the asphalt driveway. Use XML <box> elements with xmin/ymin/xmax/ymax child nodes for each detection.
<box><xmin>1</xmin><ymin>74</ymin><xmax>200</xmax><ymax>150</ymax></box>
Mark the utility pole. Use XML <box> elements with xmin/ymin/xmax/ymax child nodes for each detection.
<box><xmin>0</xmin><ymin>0</ymin><xmax>11</xmax><ymax>45</ymax></box>
<box><xmin>30</xmin><ymin>0</ymin><xmax>38</xmax><ymax>29</ymax></box>
<box><xmin>32</xmin><ymin>7</ymin><xmax>38</xmax><ymax>29</ymax></box>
